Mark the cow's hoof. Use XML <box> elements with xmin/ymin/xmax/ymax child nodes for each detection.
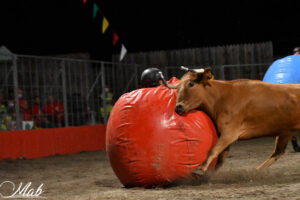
<box><xmin>190</xmin><ymin>172</ymin><xmax>203</xmax><ymax>180</ymax></box>
<box><xmin>198</xmin><ymin>165</ymin><xmax>208</xmax><ymax>173</ymax></box>
<box><xmin>190</xmin><ymin>172</ymin><xmax>210</xmax><ymax>183</ymax></box>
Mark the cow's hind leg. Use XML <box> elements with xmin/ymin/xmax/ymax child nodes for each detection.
<box><xmin>256</xmin><ymin>133</ymin><xmax>294</xmax><ymax>170</ymax></box>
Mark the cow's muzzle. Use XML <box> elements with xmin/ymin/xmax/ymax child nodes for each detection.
<box><xmin>175</xmin><ymin>104</ymin><xmax>184</xmax><ymax>115</ymax></box>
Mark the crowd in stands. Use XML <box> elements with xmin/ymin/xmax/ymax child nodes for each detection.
<box><xmin>0</xmin><ymin>87</ymin><xmax>115</xmax><ymax>131</ymax></box>
<box><xmin>0</xmin><ymin>89</ymin><xmax>66</xmax><ymax>130</ymax></box>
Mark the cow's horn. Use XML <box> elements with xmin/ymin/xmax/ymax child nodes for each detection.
<box><xmin>180</xmin><ymin>66</ymin><xmax>189</xmax><ymax>71</ymax></box>
<box><xmin>159</xmin><ymin>72</ymin><xmax>178</xmax><ymax>89</ymax></box>
<box><xmin>192</xmin><ymin>68</ymin><xmax>205</xmax><ymax>73</ymax></box>
<box><xmin>181</xmin><ymin>66</ymin><xmax>205</xmax><ymax>73</ymax></box>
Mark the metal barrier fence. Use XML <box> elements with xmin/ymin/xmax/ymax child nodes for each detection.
<box><xmin>0</xmin><ymin>54</ymin><xmax>148</xmax><ymax>130</ymax></box>
<box><xmin>212</xmin><ymin>63</ymin><xmax>271</xmax><ymax>80</ymax></box>
<box><xmin>0</xmin><ymin>53</ymin><xmax>272</xmax><ymax>131</ymax></box>
<box><xmin>164</xmin><ymin>63</ymin><xmax>271</xmax><ymax>81</ymax></box>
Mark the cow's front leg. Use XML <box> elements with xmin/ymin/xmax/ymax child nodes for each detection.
<box><xmin>214</xmin><ymin>145</ymin><xmax>231</xmax><ymax>171</ymax></box>
<box><xmin>199</xmin><ymin>134</ymin><xmax>238</xmax><ymax>172</ymax></box>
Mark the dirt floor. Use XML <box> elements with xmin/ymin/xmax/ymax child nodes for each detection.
<box><xmin>1</xmin><ymin>136</ymin><xmax>300</xmax><ymax>200</ymax></box>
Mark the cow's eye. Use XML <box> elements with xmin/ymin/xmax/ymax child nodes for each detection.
<box><xmin>188</xmin><ymin>81</ymin><xmax>194</xmax><ymax>88</ymax></box>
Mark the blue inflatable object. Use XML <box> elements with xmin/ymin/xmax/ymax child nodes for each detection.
<box><xmin>263</xmin><ymin>55</ymin><xmax>300</xmax><ymax>84</ymax></box>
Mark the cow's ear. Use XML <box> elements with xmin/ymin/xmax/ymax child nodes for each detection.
<box><xmin>204</xmin><ymin>67</ymin><xmax>213</xmax><ymax>80</ymax></box>
<box><xmin>195</xmin><ymin>67</ymin><xmax>213</xmax><ymax>86</ymax></box>
<box><xmin>195</xmin><ymin>73</ymin><xmax>204</xmax><ymax>83</ymax></box>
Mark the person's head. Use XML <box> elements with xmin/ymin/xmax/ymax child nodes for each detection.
<box><xmin>293</xmin><ymin>47</ymin><xmax>300</xmax><ymax>55</ymax></box>
<box><xmin>140</xmin><ymin>68</ymin><xmax>163</xmax><ymax>88</ymax></box>
<box><xmin>105</xmin><ymin>85</ymin><xmax>110</xmax><ymax>93</ymax></box>
<box><xmin>47</xmin><ymin>95</ymin><xmax>54</xmax><ymax>103</ymax></box>
<box><xmin>8</xmin><ymin>100</ymin><xmax>14</xmax><ymax>108</ymax></box>
<box><xmin>18</xmin><ymin>88</ymin><xmax>23</xmax><ymax>99</ymax></box>
<box><xmin>34</xmin><ymin>96</ymin><xmax>41</xmax><ymax>104</ymax></box>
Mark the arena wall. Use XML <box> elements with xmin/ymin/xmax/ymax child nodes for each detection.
<box><xmin>0</xmin><ymin>125</ymin><xmax>106</xmax><ymax>160</ymax></box>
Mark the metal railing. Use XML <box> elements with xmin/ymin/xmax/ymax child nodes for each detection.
<box><xmin>0</xmin><ymin>54</ymin><xmax>147</xmax><ymax>130</ymax></box>
<box><xmin>0</xmin><ymin>52</ymin><xmax>272</xmax><ymax>130</ymax></box>
<box><xmin>164</xmin><ymin>63</ymin><xmax>271</xmax><ymax>81</ymax></box>
<box><xmin>212</xmin><ymin>63</ymin><xmax>271</xmax><ymax>80</ymax></box>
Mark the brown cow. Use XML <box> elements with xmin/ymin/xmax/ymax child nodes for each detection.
<box><xmin>161</xmin><ymin>67</ymin><xmax>300</xmax><ymax>173</ymax></box>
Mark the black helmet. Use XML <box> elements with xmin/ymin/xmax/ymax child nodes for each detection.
<box><xmin>141</xmin><ymin>68</ymin><xmax>163</xmax><ymax>87</ymax></box>
<box><xmin>293</xmin><ymin>47</ymin><xmax>300</xmax><ymax>53</ymax></box>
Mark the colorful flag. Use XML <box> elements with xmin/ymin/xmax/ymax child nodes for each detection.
<box><xmin>93</xmin><ymin>3</ymin><xmax>99</xmax><ymax>19</ymax></box>
<box><xmin>102</xmin><ymin>17</ymin><xmax>109</xmax><ymax>34</ymax></box>
<box><xmin>120</xmin><ymin>44</ymin><xmax>127</xmax><ymax>61</ymax></box>
<box><xmin>83</xmin><ymin>0</ymin><xmax>87</xmax><ymax>4</ymax></box>
<box><xmin>113</xmin><ymin>32</ymin><xmax>119</xmax><ymax>46</ymax></box>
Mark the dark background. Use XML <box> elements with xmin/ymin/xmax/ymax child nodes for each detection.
<box><xmin>0</xmin><ymin>0</ymin><xmax>300</xmax><ymax>61</ymax></box>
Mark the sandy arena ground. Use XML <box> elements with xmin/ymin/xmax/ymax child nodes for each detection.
<box><xmin>1</xmin><ymin>136</ymin><xmax>300</xmax><ymax>200</ymax></box>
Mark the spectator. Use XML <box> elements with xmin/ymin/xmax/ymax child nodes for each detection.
<box><xmin>5</xmin><ymin>90</ymin><xmax>16</xmax><ymax>120</ymax></box>
<box><xmin>18</xmin><ymin>89</ymin><xmax>26</xmax><ymax>108</ymax></box>
<box><xmin>0</xmin><ymin>93</ymin><xmax>12</xmax><ymax>131</ymax></box>
<box><xmin>0</xmin><ymin>109</ymin><xmax>12</xmax><ymax>131</ymax></box>
<box><xmin>0</xmin><ymin>93</ymin><xmax>7</xmax><ymax>114</ymax></box>
<box><xmin>293</xmin><ymin>47</ymin><xmax>300</xmax><ymax>55</ymax></box>
<box><xmin>7</xmin><ymin>100</ymin><xmax>15</xmax><ymax>121</ymax></box>
<box><xmin>100</xmin><ymin>97</ymin><xmax>114</xmax><ymax>122</ymax></box>
<box><xmin>42</xmin><ymin>95</ymin><xmax>62</xmax><ymax>128</ymax></box>
<box><xmin>5</xmin><ymin>89</ymin><xmax>32</xmax><ymax>122</ymax></box>
<box><xmin>21</xmin><ymin>102</ymin><xmax>31</xmax><ymax>121</ymax></box>
<box><xmin>18</xmin><ymin>89</ymin><xmax>31</xmax><ymax>121</ymax></box>
<box><xmin>100</xmin><ymin>86</ymin><xmax>114</xmax><ymax>123</ymax></box>
<box><xmin>31</xmin><ymin>96</ymin><xmax>47</xmax><ymax>128</ymax></box>
<box><xmin>100</xmin><ymin>85</ymin><xmax>113</xmax><ymax>103</ymax></box>
<box><xmin>56</xmin><ymin>101</ymin><xmax>64</xmax><ymax>127</ymax></box>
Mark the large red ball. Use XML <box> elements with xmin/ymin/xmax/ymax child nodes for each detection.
<box><xmin>106</xmin><ymin>78</ymin><xmax>218</xmax><ymax>188</ymax></box>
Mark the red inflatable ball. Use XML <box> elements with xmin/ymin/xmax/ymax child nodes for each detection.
<box><xmin>106</xmin><ymin>78</ymin><xmax>218</xmax><ymax>188</ymax></box>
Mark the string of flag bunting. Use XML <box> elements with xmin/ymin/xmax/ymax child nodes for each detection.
<box><xmin>84</xmin><ymin>0</ymin><xmax>127</xmax><ymax>61</ymax></box>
